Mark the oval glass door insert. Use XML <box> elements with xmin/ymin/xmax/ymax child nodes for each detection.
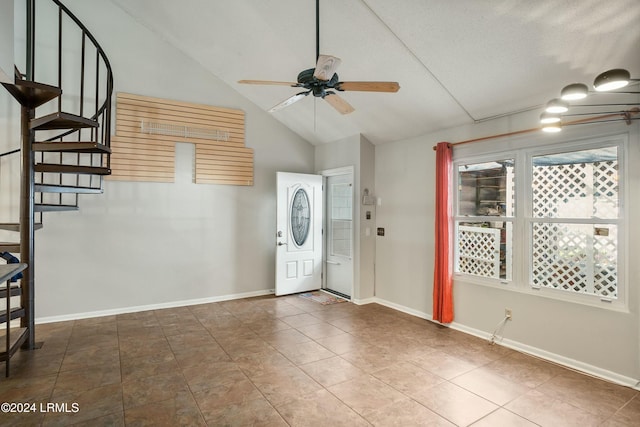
<box><xmin>291</xmin><ymin>188</ymin><xmax>311</xmax><ymax>246</ymax></box>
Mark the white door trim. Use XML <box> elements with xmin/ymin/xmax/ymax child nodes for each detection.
<box><xmin>319</xmin><ymin>166</ymin><xmax>355</xmax><ymax>297</ymax></box>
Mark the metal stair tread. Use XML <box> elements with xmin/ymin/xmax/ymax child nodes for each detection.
<box><xmin>35</xmin><ymin>184</ymin><xmax>103</xmax><ymax>194</ymax></box>
<box><xmin>34</xmin><ymin>204</ymin><xmax>79</xmax><ymax>212</ymax></box>
<box><xmin>32</xmin><ymin>141</ymin><xmax>111</xmax><ymax>154</ymax></box>
<box><xmin>0</xmin><ymin>242</ymin><xmax>20</xmax><ymax>253</ymax></box>
<box><xmin>30</xmin><ymin>112</ymin><xmax>98</xmax><ymax>131</ymax></box>
<box><xmin>0</xmin><ymin>223</ymin><xmax>43</xmax><ymax>232</ymax></box>
<box><xmin>0</xmin><ymin>307</ymin><xmax>26</xmax><ymax>324</ymax></box>
<box><xmin>1</xmin><ymin>79</ymin><xmax>61</xmax><ymax>109</ymax></box>
<box><xmin>0</xmin><ymin>283</ymin><xmax>22</xmax><ymax>299</ymax></box>
<box><xmin>0</xmin><ymin>264</ymin><xmax>27</xmax><ymax>283</ymax></box>
<box><xmin>34</xmin><ymin>163</ymin><xmax>111</xmax><ymax>175</ymax></box>
<box><xmin>0</xmin><ymin>328</ymin><xmax>29</xmax><ymax>362</ymax></box>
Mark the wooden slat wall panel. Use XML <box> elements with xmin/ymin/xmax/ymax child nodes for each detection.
<box><xmin>107</xmin><ymin>92</ymin><xmax>253</xmax><ymax>185</ymax></box>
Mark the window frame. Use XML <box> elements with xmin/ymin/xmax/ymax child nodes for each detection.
<box><xmin>452</xmin><ymin>134</ymin><xmax>628</xmax><ymax>311</ymax></box>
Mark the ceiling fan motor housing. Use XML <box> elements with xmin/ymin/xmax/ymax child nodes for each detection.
<box><xmin>297</xmin><ymin>68</ymin><xmax>339</xmax><ymax>97</ymax></box>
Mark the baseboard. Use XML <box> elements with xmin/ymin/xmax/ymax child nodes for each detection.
<box><xmin>371</xmin><ymin>296</ymin><xmax>640</xmax><ymax>391</ymax></box>
<box><xmin>35</xmin><ymin>289</ymin><xmax>273</xmax><ymax>324</ymax></box>
<box><xmin>351</xmin><ymin>297</ymin><xmax>376</xmax><ymax>305</ymax></box>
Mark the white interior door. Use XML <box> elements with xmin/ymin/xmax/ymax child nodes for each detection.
<box><xmin>324</xmin><ymin>173</ymin><xmax>354</xmax><ymax>297</ymax></box>
<box><xmin>276</xmin><ymin>172</ymin><xmax>323</xmax><ymax>296</ymax></box>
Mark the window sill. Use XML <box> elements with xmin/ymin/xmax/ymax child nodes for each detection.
<box><xmin>453</xmin><ymin>273</ymin><xmax>629</xmax><ymax>313</ymax></box>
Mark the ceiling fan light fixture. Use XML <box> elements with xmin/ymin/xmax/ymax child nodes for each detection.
<box><xmin>593</xmin><ymin>68</ymin><xmax>630</xmax><ymax>92</ymax></box>
<box><xmin>540</xmin><ymin>112</ymin><xmax>561</xmax><ymax>124</ymax></box>
<box><xmin>542</xmin><ymin>122</ymin><xmax>562</xmax><ymax>132</ymax></box>
<box><xmin>560</xmin><ymin>83</ymin><xmax>588</xmax><ymax>100</ymax></box>
<box><xmin>545</xmin><ymin>98</ymin><xmax>569</xmax><ymax>113</ymax></box>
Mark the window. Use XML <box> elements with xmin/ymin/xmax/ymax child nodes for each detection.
<box><xmin>455</xmin><ymin>159</ymin><xmax>514</xmax><ymax>281</ymax></box>
<box><xmin>529</xmin><ymin>147</ymin><xmax>619</xmax><ymax>298</ymax></box>
<box><xmin>453</xmin><ymin>136</ymin><xmax>625</xmax><ymax>307</ymax></box>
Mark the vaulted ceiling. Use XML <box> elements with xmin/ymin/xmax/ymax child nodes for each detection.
<box><xmin>112</xmin><ymin>0</ymin><xmax>640</xmax><ymax>145</ymax></box>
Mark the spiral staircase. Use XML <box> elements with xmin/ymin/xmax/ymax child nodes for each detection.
<box><xmin>0</xmin><ymin>0</ymin><xmax>113</xmax><ymax>376</ymax></box>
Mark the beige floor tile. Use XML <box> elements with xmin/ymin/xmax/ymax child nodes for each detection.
<box><xmin>328</xmin><ymin>374</ymin><xmax>408</xmax><ymax>417</ymax></box>
<box><xmin>296</xmin><ymin>321</ymin><xmax>347</xmax><ymax>339</ymax></box>
<box><xmin>315</xmin><ymin>332</ymin><xmax>368</xmax><ymax>354</ymax></box>
<box><xmin>192</xmin><ymin>378</ymin><xmax>263</xmax><ymax>414</ymax></box>
<box><xmin>122</xmin><ymin>371</ymin><xmax>190</xmax><ymax>409</ymax></box>
<box><xmin>199</xmin><ymin>395</ymin><xmax>288</xmax><ymax>426</ymax></box>
<box><xmin>505</xmin><ymin>389</ymin><xmax>607</xmax><ymax>427</ymax></box>
<box><xmin>41</xmin><ymin>383</ymin><xmax>123</xmax><ymax>426</ymax></box>
<box><xmin>483</xmin><ymin>351</ymin><xmax>564</xmax><ymax>388</ymax></box>
<box><xmin>365</xmin><ymin>398</ymin><xmax>455</xmax><ymax>426</ymax></box>
<box><xmin>602</xmin><ymin>394</ymin><xmax>640</xmax><ymax>426</ymax></box>
<box><xmin>450</xmin><ymin>366</ymin><xmax>530</xmax><ymax>405</ymax></box>
<box><xmin>408</xmin><ymin>349</ymin><xmax>478</xmax><ymax>379</ymax></box>
<box><xmin>125</xmin><ymin>392</ymin><xmax>206</xmax><ymax>426</ymax></box>
<box><xmin>536</xmin><ymin>370</ymin><xmax>637</xmax><ymax>418</ymax></box>
<box><xmin>250</xmin><ymin>366</ymin><xmax>323</xmax><ymax>406</ymax></box>
<box><xmin>413</xmin><ymin>381</ymin><xmax>498</xmax><ymax>426</ymax></box>
<box><xmin>277</xmin><ymin>388</ymin><xmax>370</xmax><ymax>426</ymax></box>
<box><xmin>120</xmin><ymin>352</ymin><xmax>179</xmax><ymax>382</ymax></box>
<box><xmin>3</xmin><ymin>298</ymin><xmax>632</xmax><ymax>426</ymax></box>
<box><xmin>234</xmin><ymin>349</ymin><xmax>296</xmax><ymax>378</ymax></box>
<box><xmin>299</xmin><ymin>355</ymin><xmax>366</xmax><ymax>388</ymax></box>
<box><xmin>51</xmin><ymin>363</ymin><xmax>121</xmax><ymax>401</ymax></box>
<box><xmin>276</xmin><ymin>340</ymin><xmax>336</xmax><ymax>365</ymax></box>
<box><xmin>181</xmin><ymin>360</ymin><xmax>247</xmax><ymax>393</ymax></box>
<box><xmin>470</xmin><ymin>408</ymin><xmax>538</xmax><ymax>426</ymax></box>
<box><xmin>280</xmin><ymin>313</ymin><xmax>324</xmax><ymax>328</ymax></box>
<box><xmin>261</xmin><ymin>327</ymin><xmax>313</xmax><ymax>347</ymax></box>
<box><xmin>373</xmin><ymin>361</ymin><xmax>445</xmax><ymax>397</ymax></box>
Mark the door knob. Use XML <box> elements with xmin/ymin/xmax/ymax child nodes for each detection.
<box><xmin>277</xmin><ymin>242</ymin><xmax>287</xmax><ymax>246</ymax></box>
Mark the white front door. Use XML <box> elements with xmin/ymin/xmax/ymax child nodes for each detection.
<box><xmin>324</xmin><ymin>173</ymin><xmax>354</xmax><ymax>298</ymax></box>
<box><xmin>275</xmin><ymin>172</ymin><xmax>323</xmax><ymax>296</ymax></box>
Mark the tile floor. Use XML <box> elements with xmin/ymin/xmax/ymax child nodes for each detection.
<box><xmin>1</xmin><ymin>294</ymin><xmax>638</xmax><ymax>426</ymax></box>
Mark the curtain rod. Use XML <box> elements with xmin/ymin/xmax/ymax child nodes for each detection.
<box><xmin>431</xmin><ymin>109</ymin><xmax>639</xmax><ymax>151</ymax></box>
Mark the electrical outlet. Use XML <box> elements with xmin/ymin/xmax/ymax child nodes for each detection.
<box><xmin>505</xmin><ymin>308</ymin><xmax>512</xmax><ymax>320</ymax></box>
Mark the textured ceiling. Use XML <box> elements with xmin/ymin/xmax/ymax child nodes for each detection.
<box><xmin>111</xmin><ymin>0</ymin><xmax>640</xmax><ymax>145</ymax></box>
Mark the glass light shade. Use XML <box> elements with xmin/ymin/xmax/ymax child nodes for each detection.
<box><xmin>560</xmin><ymin>83</ymin><xmax>588</xmax><ymax>100</ymax></box>
<box><xmin>593</xmin><ymin>69</ymin><xmax>630</xmax><ymax>92</ymax></box>
<box><xmin>542</xmin><ymin>122</ymin><xmax>562</xmax><ymax>132</ymax></box>
<box><xmin>540</xmin><ymin>112</ymin><xmax>561</xmax><ymax>124</ymax></box>
<box><xmin>545</xmin><ymin>98</ymin><xmax>569</xmax><ymax>113</ymax></box>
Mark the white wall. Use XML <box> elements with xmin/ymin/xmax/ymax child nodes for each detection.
<box><xmin>374</xmin><ymin>111</ymin><xmax>640</xmax><ymax>385</ymax></box>
<box><xmin>315</xmin><ymin>134</ymin><xmax>376</xmax><ymax>301</ymax></box>
<box><xmin>0</xmin><ymin>0</ymin><xmax>12</xmax><ymax>83</ymax></box>
<box><xmin>0</xmin><ymin>0</ymin><xmax>315</xmax><ymax>320</ymax></box>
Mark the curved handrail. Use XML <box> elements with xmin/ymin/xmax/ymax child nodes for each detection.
<box><xmin>44</xmin><ymin>0</ymin><xmax>113</xmax><ymax>146</ymax></box>
<box><xmin>51</xmin><ymin>0</ymin><xmax>113</xmax><ymax>120</ymax></box>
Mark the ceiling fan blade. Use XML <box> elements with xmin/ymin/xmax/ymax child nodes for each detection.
<box><xmin>238</xmin><ymin>79</ymin><xmax>299</xmax><ymax>86</ymax></box>
<box><xmin>268</xmin><ymin>91</ymin><xmax>310</xmax><ymax>113</ymax></box>
<box><xmin>336</xmin><ymin>81</ymin><xmax>400</xmax><ymax>92</ymax></box>
<box><xmin>324</xmin><ymin>92</ymin><xmax>355</xmax><ymax>115</ymax></box>
<box><xmin>313</xmin><ymin>55</ymin><xmax>342</xmax><ymax>81</ymax></box>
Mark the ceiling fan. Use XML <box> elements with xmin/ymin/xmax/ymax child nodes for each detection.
<box><xmin>238</xmin><ymin>0</ymin><xmax>400</xmax><ymax>115</ymax></box>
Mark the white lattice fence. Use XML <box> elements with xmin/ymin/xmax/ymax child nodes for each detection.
<box><xmin>531</xmin><ymin>223</ymin><xmax>618</xmax><ymax>297</ymax></box>
<box><xmin>458</xmin><ymin>226</ymin><xmax>501</xmax><ymax>278</ymax></box>
<box><xmin>531</xmin><ymin>160</ymin><xmax>618</xmax><ymax>297</ymax></box>
<box><xmin>533</xmin><ymin>161</ymin><xmax>618</xmax><ymax>218</ymax></box>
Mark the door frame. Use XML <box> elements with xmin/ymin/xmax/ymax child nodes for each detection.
<box><xmin>275</xmin><ymin>172</ymin><xmax>323</xmax><ymax>296</ymax></box>
<box><xmin>319</xmin><ymin>166</ymin><xmax>355</xmax><ymax>299</ymax></box>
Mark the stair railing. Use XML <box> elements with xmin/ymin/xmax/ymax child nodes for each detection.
<box><xmin>10</xmin><ymin>0</ymin><xmax>114</xmax><ymax>349</ymax></box>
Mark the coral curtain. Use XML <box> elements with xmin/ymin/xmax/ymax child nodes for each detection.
<box><xmin>433</xmin><ymin>142</ymin><xmax>454</xmax><ymax>323</ymax></box>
